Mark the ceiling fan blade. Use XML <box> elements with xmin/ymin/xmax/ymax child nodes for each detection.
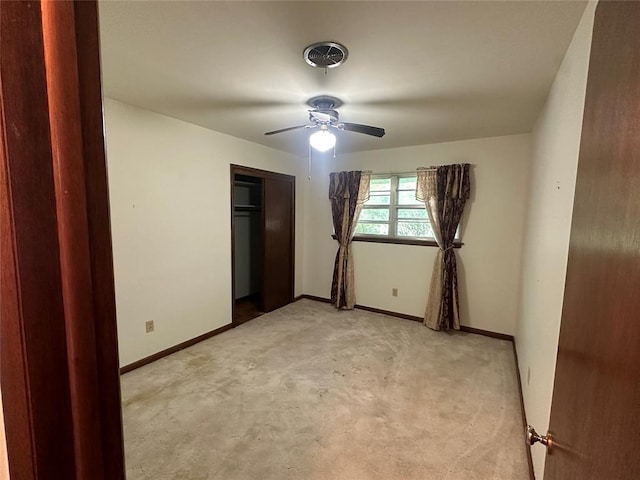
<box><xmin>264</xmin><ymin>125</ymin><xmax>310</xmax><ymax>136</ymax></box>
<box><xmin>340</xmin><ymin>122</ymin><xmax>386</xmax><ymax>137</ymax></box>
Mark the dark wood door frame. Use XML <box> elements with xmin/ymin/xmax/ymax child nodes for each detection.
<box><xmin>230</xmin><ymin>164</ymin><xmax>295</xmax><ymax>325</ymax></box>
<box><xmin>0</xmin><ymin>2</ymin><xmax>125</xmax><ymax>479</ymax></box>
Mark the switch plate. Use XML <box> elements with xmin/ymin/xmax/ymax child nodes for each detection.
<box><xmin>392</xmin><ymin>288</ymin><xmax>398</xmax><ymax>297</ymax></box>
<box><xmin>145</xmin><ymin>320</ymin><xmax>154</xmax><ymax>333</ymax></box>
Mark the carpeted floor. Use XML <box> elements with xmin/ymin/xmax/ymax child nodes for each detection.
<box><xmin>121</xmin><ymin>299</ymin><xmax>530</xmax><ymax>480</ymax></box>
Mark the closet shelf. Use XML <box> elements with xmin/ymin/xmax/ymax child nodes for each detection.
<box><xmin>235</xmin><ymin>180</ymin><xmax>261</xmax><ymax>187</ymax></box>
<box><xmin>234</xmin><ymin>204</ymin><xmax>261</xmax><ymax>211</ymax></box>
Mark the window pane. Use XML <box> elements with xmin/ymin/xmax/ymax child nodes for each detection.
<box><xmin>370</xmin><ymin>178</ymin><xmax>391</xmax><ymax>191</ymax></box>
<box><xmin>398</xmin><ymin>190</ymin><xmax>422</xmax><ymax>205</ymax></box>
<box><xmin>359</xmin><ymin>208</ymin><xmax>389</xmax><ymax>221</ymax></box>
<box><xmin>365</xmin><ymin>193</ymin><xmax>390</xmax><ymax>205</ymax></box>
<box><xmin>355</xmin><ymin>223</ymin><xmax>389</xmax><ymax>235</ymax></box>
<box><xmin>351</xmin><ymin>174</ymin><xmax>453</xmax><ymax>242</ymax></box>
<box><xmin>397</xmin><ymin>221</ymin><xmax>434</xmax><ymax>238</ymax></box>
<box><xmin>397</xmin><ymin>208</ymin><xmax>428</xmax><ymax>220</ymax></box>
<box><xmin>398</xmin><ymin>176</ymin><xmax>417</xmax><ymax>190</ymax></box>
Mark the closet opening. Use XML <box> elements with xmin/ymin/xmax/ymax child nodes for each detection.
<box><xmin>231</xmin><ymin>165</ymin><xmax>295</xmax><ymax>326</ymax></box>
<box><xmin>233</xmin><ymin>174</ymin><xmax>264</xmax><ymax>324</ymax></box>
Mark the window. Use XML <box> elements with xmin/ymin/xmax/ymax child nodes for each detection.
<box><xmin>355</xmin><ymin>174</ymin><xmax>436</xmax><ymax>240</ymax></box>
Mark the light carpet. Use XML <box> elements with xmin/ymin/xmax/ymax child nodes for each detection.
<box><xmin>121</xmin><ymin>299</ymin><xmax>530</xmax><ymax>479</ymax></box>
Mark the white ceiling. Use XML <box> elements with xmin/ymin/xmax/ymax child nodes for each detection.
<box><xmin>98</xmin><ymin>0</ymin><xmax>587</xmax><ymax>155</ymax></box>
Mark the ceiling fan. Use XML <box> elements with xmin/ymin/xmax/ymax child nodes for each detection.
<box><xmin>264</xmin><ymin>96</ymin><xmax>385</xmax><ymax>151</ymax></box>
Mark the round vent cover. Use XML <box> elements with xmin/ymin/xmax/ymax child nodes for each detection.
<box><xmin>303</xmin><ymin>42</ymin><xmax>348</xmax><ymax>69</ymax></box>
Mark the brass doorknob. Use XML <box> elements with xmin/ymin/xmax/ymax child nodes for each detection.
<box><xmin>526</xmin><ymin>425</ymin><xmax>553</xmax><ymax>453</ymax></box>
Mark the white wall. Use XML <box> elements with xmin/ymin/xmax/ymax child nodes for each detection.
<box><xmin>304</xmin><ymin>134</ymin><xmax>531</xmax><ymax>335</ymax></box>
<box><xmin>104</xmin><ymin>98</ymin><xmax>305</xmax><ymax>366</ymax></box>
<box><xmin>515</xmin><ymin>3</ymin><xmax>596</xmax><ymax>477</ymax></box>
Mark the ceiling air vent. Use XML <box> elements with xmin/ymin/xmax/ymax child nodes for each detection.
<box><xmin>303</xmin><ymin>42</ymin><xmax>348</xmax><ymax>69</ymax></box>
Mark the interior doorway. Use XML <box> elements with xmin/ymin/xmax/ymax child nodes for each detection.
<box><xmin>231</xmin><ymin>165</ymin><xmax>295</xmax><ymax>325</ymax></box>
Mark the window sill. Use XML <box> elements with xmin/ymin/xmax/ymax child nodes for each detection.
<box><xmin>331</xmin><ymin>234</ymin><xmax>463</xmax><ymax>248</ymax></box>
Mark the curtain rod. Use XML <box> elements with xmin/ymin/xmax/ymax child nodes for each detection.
<box><xmin>418</xmin><ymin>164</ymin><xmax>474</xmax><ymax>170</ymax></box>
<box><xmin>351</xmin><ymin>165</ymin><xmax>474</xmax><ymax>176</ymax></box>
<box><xmin>369</xmin><ymin>168</ymin><xmax>437</xmax><ymax>176</ymax></box>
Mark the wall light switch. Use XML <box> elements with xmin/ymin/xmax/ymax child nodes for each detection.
<box><xmin>392</xmin><ymin>288</ymin><xmax>398</xmax><ymax>297</ymax></box>
<box><xmin>145</xmin><ymin>320</ymin><xmax>154</xmax><ymax>333</ymax></box>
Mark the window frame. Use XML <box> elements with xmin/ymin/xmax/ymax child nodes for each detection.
<box><xmin>348</xmin><ymin>173</ymin><xmax>463</xmax><ymax>248</ymax></box>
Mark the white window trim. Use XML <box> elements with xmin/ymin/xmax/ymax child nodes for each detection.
<box><xmin>352</xmin><ymin>172</ymin><xmax>462</xmax><ymax>247</ymax></box>
<box><xmin>357</xmin><ymin>173</ymin><xmax>433</xmax><ymax>241</ymax></box>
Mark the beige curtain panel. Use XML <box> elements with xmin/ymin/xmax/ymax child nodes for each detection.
<box><xmin>328</xmin><ymin>170</ymin><xmax>371</xmax><ymax>309</ymax></box>
<box><xmin>416</xmin><ymin>164</ymin><xmax>470</xmax><ymax>330</ymax></box>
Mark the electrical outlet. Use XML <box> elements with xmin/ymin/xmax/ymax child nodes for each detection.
<box><xmin>145</xmin><ymin>320</ymin><xmax>154</xmax><ymax>333</ymax></box>
<box><xmin>392</xmin><ymin>288</ymin><xmax>398</xmax><ymax>297</ymax></box>
<box><xmin>527</xmin><ymin>367</ymin><xmax>531</xmax><ymax>385</ymax></box>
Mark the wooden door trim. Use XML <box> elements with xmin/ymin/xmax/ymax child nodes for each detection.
<box><xmin>1</xmin><ymin>3</ymin><xmax>76</xmax><ymax>476</ymax></box>
<box><xmin>0</xmin><ymin>1</ymin><xmax>125</xmax><ymax>478</ymax></box>
<box><xmin>230</xmin><ymin>164</ymin><xmax>295</xmax><ymax>324</ymax></box>
<box><xmin>1</xmin><ymin>2</ymin><xmax>77</xmax><ymax>477</ymax></box>
<box><xmin>231</xmin><ymin>164</ymin><xmax>297</xmax><ymax>182</ymax></box>
<box><xmin>71</xmin><ymin>3</ymin><xmax>125</xmax><ymax>475</ymax></box>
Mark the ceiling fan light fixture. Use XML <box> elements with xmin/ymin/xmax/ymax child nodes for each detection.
<box><xmin>309</xmin><ymin>129</ymin><xmax>336</xmax><ymax>152</ymax></box>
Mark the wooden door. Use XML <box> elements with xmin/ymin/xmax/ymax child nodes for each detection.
<box><xmin>544</xmin><ymin>2</ymin><xmax>640</xmax><ymax>479</ymax></box>
<box><xmin>263</xmin><ymin>175</ymin><xmax>295</xmax><ymax>312</ymax></box>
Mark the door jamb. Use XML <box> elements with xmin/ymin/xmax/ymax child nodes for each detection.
<box><xmin>0</xmin><ymin>2</ymin><xmax>125</xmax><ymax>478</ymax></box>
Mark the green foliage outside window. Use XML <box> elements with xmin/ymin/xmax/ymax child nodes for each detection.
<box><xmin>355</xmin><ymin>174</ymin><xmax>435</xmax><ymax>240</ymax></box>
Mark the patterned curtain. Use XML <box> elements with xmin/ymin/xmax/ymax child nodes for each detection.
<box><xmin>328</xmin><ymin>170</ymin><xmax>371</xmax><ymax>309</ymax></box>
<box><xmin>416</xmin><ymin>164</ymin><xmax>470</xmax><ymax>330</ymax></box>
